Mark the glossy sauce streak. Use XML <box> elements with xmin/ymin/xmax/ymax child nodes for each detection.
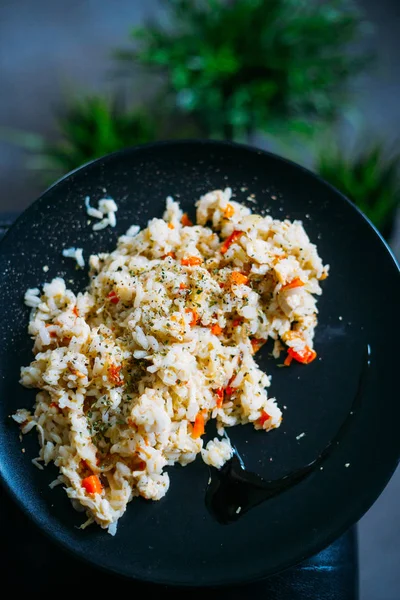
<box><xmin>206</xmin><ymin>345</ymin><xmax>371</xmax><ymax>524</ymax></box>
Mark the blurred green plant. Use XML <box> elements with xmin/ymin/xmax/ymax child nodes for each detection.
<box><xmin>36</xmin><ymin>96</ymin><xmax>157</xmax><ymax>180</ymax></box>
<box><xmin>2</xmin><ymin>94</ymin><xmax>204</xmax><ymax>184</ymax></box>
<box><xmin>316</xmin><ymin>141</ymin><xmax>400</xmax><ymax>236</ymax></box>
<box><xmin>2</xmin><ymin>96</ymin><xmax>158</xmax><ymax>184</ymax></box>
<box><xmin>117</xmin><ymin>0</ymin><xmax>371</xmax><ymax>141</ymax></box>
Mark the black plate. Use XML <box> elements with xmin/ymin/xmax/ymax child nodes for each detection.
<box><xmin>0</xmin><ymin>140</ymin><xmax>399</xmax><ymax>586</ymax></box>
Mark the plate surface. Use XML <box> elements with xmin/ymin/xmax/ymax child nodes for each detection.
<box><xmin>0</xmin><ymin>140</ymin><xmax>399</xmax><ymax>586</ymax></box>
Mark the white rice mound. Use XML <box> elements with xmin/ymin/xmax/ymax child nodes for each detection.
<box><xmin>14</xmin><ymin>188</ymin><xmax>328</xmax><ymax>534</ymax></box>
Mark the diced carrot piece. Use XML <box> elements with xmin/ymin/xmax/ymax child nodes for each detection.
<box><xmin>185</xmin><ymin>308</ymin><xmax>199</xmax><ymax>327</ymax></box>
<box><xmin>133</xmin><ymin>459</ymin><xmax>146</xmax><ymax>471</ymax></box>
<box><xmin>224</xmin><ymin>372</ymin><xmax>238</xmax><ymax>397</ymax></box>
<box><xmin>258</xmin><ymin>410</ymin><xmax>271</xmax><ymax>426</ymax></box>
<box><xmin>108</xmin><ymin>364</ymin><xmax>123</xmax><ymax>385</ymax></box>
<box><xmin>181</xmin><ymin>256</ymin><xmax>203</xmax><ymax>266</ymax></box>
<box><xmin>231</xmin><ymin>271</ymin><xmax>249</xmax><ymax>285</ymax></box>
<box><xmin>211</xmin><ymin>324</ymin><xmax>223</xmax><ymax>335</ymax></box>
<box><xmin>284</xmin><ymin>353</ymin><xmax>293</xmax><ymax>366</ymax></box>
<box><xmin>179</xmin><ymin>282</ymin><xmax>188</xmax><ymax>290</ymax></box>
<box><xmin>168</xmin><ymin>222</ymin><xmax>175</xmax><ymax>229</ymax></box>
<box><xmin>81</xmin><ymin>475</ymin><xmax>103</xmax><ymax>495</ymax></box>
<box><xmin>232</xmin><ymin>318</ymin><xmax>243</xmax><ymax>327</ymax></box>
<box><xmin>282</xmin><ymin>278</ymin><xmax>304</xmax><ymax>291</ymax></box>
<box><xmin>215</xmin><ymin>388</ymin><xmax>224</xmax><ymax>408</ymax></box>
<box><xmin>72</xmin><ymin>306</ymin><xmax>79</xmax><ymax>316</ymax></box>
<box><xmin>107</xmin><ymin>290</ymin><xmax>119</xmax><ymax>304</ymax></box>
<box><xmin>224</xmin><ymin>204</ymin><xmax>235</xmax><ymax>218</ymax></box>
<box><xmin>250</xmin><ymin>338</ymin><xmax>266</xmax><ymax>353</ymax></box>
<box><xmin>287</xmin><ymin>346</ymin><xmax>317</xmax><ymax>365</ymax></box>
<box><xmin>220</xmin><ymin>230</ymin><xmax>242</xmax><ymax>254</ymax></box>
<box><xmin>161</xmin><ymin>251</ymin><xmax>176</xmax><ymax>259</ymax></box>
<box><xmin>181</xmin><ymin>213</ymin><xmax>193</xmax><ymax>226</ymax></box>
<box><xmin>192</xmin><ymin>411</ymin><xmax>206</xmax><ymax>438</ymax></box>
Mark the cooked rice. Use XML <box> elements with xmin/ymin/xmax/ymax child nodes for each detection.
<box><xmin>14</xmin><ymin>188</ymin><xmax>328</xmax><ymax>534</ymax></box>
<box><xmin>62</xmin><ymin>247</ymin><xmax>85</xmax><ymax>268</ymax></box>
<box><xmin>85</xmin><ymin>196</ymin><xmax>118</xmax><ymax>230</ymax></box>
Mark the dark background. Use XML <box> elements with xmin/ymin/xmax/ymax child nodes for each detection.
<box><xmin>0</xmin><ymin>2</ymin><xmax>399</xmax><ymax>598</ymax></box>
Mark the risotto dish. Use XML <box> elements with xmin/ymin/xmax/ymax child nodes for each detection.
<box><xmin>14</xmin><ymin>189</ymin><xmax>328</xmax><ymax>534</ymax></box>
